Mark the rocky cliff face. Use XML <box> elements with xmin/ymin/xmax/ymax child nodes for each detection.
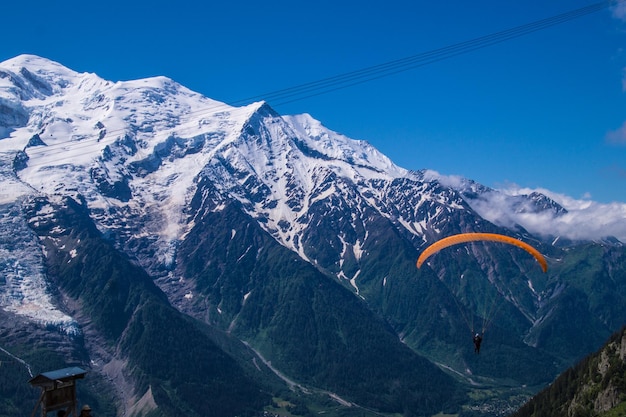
<box><xmin>512</xmin><ymin>327</ymin><xmax>626</xmax><ymax>417</ymax></box>
<box><xmin>572</xmin><ymin>331</ymin><xmax>626</xmax><ymax>415</ymax></box>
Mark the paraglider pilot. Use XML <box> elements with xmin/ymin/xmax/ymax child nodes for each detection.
<box><xmin>473</xmin><ymin>332</ymin><xmax>483</xmax><ymax>354</ymax></box>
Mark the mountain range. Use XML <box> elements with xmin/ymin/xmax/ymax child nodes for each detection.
<box><xmin>1</xmin><ymin>54</ymin><xmax>625</xmax><ymax>417</ymax></box>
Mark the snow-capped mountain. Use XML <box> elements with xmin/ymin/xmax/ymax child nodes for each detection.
<box><xmin>0</xmin><ymin>54</ymin><xmax>464</xmax><ymax>325</ymax></box>
<box><xmin>2</xmin><ymin>55</ymin><xmax>626</xmax><ymax>417</ymax></box>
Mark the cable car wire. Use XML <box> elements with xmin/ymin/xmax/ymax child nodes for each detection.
<box><xmin>14</xmin><ymin>0</ymin><xmax>623</xmax><ymax>169</ymax></box>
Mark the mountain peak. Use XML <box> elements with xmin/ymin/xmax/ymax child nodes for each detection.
<box><xmin>0</xmin><ymin>55</ymin><xmax>87</xmax><ymax>97</ymax></box>
<box><xmin>1</xmin><ymin>54</ymin><xmax>70</xmax><ymax>74</ymax></box>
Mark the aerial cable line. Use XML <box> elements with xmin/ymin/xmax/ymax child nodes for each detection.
<box><xmin>20</xmin><ymin>0</ymin><xmax>622</xmax><ymax>166</ymax></box>
<box><xmin>230</xmin><ymin>0</ymin><xmax>622</xmax><ymax>107</ymax></box>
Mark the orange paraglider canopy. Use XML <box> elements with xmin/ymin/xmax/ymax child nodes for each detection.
<box><xmin>416</xmin><ymin>232</ymin><xmax>547</xmax><ymax>272</ymax></box>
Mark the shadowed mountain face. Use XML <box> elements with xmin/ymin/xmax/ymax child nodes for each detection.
<box><xmin>1</xmin><ymin>55</ymin><xmax>625</xmax><ymax>417</ymax></box>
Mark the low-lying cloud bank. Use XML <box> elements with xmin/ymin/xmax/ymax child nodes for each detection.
<box><xmin>469</xmin><ymin>186</ymin><xmax>626</xmax><ymax>243</ymax></box>
<box><xmin>422</xmin><ymin>171</ymin><xmax>626</xmax><ymax>243</ymax></box>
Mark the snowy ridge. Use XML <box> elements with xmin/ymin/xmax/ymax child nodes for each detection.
<box><xmin>200</xmin><ymin>107</ymin><xmax>416</xmax><ymax>254</ymax></box>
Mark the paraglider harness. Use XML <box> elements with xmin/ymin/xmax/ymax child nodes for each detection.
<box><xmin>473</xmin><ymin>331</ymin><xmax>483</xmax><ymax>354</ymax></box>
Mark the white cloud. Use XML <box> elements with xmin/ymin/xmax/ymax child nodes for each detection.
<box><xmin>421</xmin><ymin>171</ymin><xmax>626</xmax><ymax>243</ymax></box>
<box><xmin>606</xmin><ymin>122</ymin><xmax>626</xmax><ymax>145</ymax></box>
<box><xmin>612</xmin><ymin>2</ymin><xmax>626</xmax><ymax>21</ymax></box>
<box><xmin>466</xmin><ymin>186</ymin><xmax>626</xmax><ymax>243</ymax></box>
<box><xmin>422</xmin><ymin>169</ymin><xmax>466</xmax><ymax>188</ymax></box>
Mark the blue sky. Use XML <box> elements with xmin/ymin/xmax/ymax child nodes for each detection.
<box><xmin>2</xmin><ymin>0</ymin><xmax>626</xmax><ymax>204</ymax></box>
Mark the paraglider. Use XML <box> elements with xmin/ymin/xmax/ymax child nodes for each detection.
<box><xmin>416</xmin><ymin>232</ymin><xmax>548</xmax><ymax>354</ymax></box>
<box><xmin>416</xmin><ymin>232</ymin><xmax>547</xmax><ymax>273</ymax></box>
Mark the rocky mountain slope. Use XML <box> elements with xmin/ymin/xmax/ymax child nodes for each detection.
<box><xmin>511</xmin><ymin>326</ymin><xmax>626</xmax><ymax>417</ymax></box>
